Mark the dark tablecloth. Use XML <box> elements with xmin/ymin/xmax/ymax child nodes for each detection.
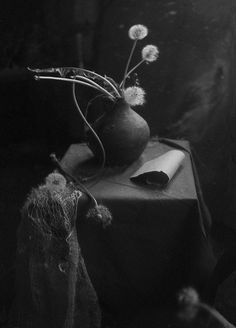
<box><xmin>61</xmin><ymin>139</ymin><xmax>215</xmax><ymax>312</ymax></box>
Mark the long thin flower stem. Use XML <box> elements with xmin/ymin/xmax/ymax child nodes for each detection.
<box><xmin>74</xmin><ymin>74</ymin><xmax>118</xmax><ymax>99</ymax></box>
<box><xmin>30</xmin><ymin>66</ymin><xmax>121</xmax><ymax>97</ymax></box>
<box><xmin>35</xmin><ymin>76</ymin><xmax>100</xmax><ymax>92</ymax></box>
<box><xmin>50</xmin><ymin>153</ymin><xmax>98</xmax><ymax>208</ymax></box>
<box><xmin>121</xmin><ymin>39</ymin><xmax>138</xmax><ymax>90</ymax></box>
<box><xmin>72</xmin><ymin>83</ymin><xmax>106</xmax><ymax>182</ymax></box>
<box><xmin>122</xmin><ymin>58</ymin><xmax>146</xmax><ymax>84</ymax></box>
<box><xmin>35</xmin><ymin>76</ymin><xmax>116</xmax><ymax>99</ymax></box>
<box><xmin>78</xmin><ymin>68</ymin><xmax>121</xmax><ymax>97</ymax></box>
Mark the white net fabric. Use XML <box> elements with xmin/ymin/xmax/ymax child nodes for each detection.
<box><xmin>11</xmin><ymin>174</ymin><xmax>101</xmax><ymax>328</ymax></box>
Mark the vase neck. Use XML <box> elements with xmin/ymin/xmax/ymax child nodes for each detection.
<box><xmin>113</xmin><ymin>98</ymin><xmax>129</xmax><ymax>110</ymax></box>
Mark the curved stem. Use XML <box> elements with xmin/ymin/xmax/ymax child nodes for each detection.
<box><xmin>72</xmin><ymin>83</ymin><xmax>106</xmax><ymax>181</ymax></box>
<box><xmin>126</xmin><ymin>58</ymin><xmax>146</xmax><ymax>78</ymax></box>
<box><xmin>84</xmin><ymin>94</ymin><xmax>106</xmax><ymax>119</ymax></box>
<box><xmin>73</xmin><ymin>74</ymin><xmax>118</xmax><ymax>99</ymax></box>
<box><xmin>30</xmin><ymin>66</ymin><xmax>121</xmax><ymax>97</ymax></box>
<box><xmin>120</xmin><ymin>58</ymin><xmax>146</xmax><ymax>87</ymax></box>
<box><xmin>35</xmin><ymin>76</ymin><xmax>116</xmax><ymax>100</ymax></box>
<box><xmin>121</xmin><ymin>39</ymin><xmax>138</xmax><ymax>90</ymax></box>
<box><xmin>78</xmin><ymin>68</ymin><xmax>121</xmax><ymax>97</ymax></box>
<box><xmin>50</xmin><ymin>153</ymin><xmax>98</xmax><ymax>208</ymax></box>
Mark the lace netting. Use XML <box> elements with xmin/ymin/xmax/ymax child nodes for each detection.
<box><xmin>11</xmin><ymin>179</ymin><xmax>101</xmax><ymax>328</ymax></box>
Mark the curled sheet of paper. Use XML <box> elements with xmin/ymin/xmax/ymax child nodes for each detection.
<box><xmin>130</xmin><ymin>150</ymin><xmax>185</xmax><ymax>186</ymax></box>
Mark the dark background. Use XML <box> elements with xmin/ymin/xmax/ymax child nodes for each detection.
<box><xmin>1</xmin><ymin>0</ymin><xmax>236</xmax><ymax>325</ymax></box>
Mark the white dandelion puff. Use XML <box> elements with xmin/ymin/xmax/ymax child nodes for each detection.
<box><xmin>45</xmin><ymin>172</ymin><xmax>67</xmax><ymax>193</ymax></box>
<box><xmin>124</xmin><ymin>86</ymin><xmax>146</xmax><ymax>106</ymax></box>
<box><xmin>128</xmin><ymin>24</ymin><xmax>148</xmax><ymax>40</ymax></box>
<box><xmin>142</xmin><ymin>45</ymin><xmax>159</xmax><ymax>62</ymax></box>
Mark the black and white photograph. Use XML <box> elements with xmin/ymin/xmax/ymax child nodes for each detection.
<box><xmin>1</xmin><ymin>1</ymin><xmax>236</xmax><ymax>327</ymax></box>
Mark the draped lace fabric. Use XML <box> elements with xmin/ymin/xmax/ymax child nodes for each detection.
<box><xmin>11</xmin><ymin>183</ymin><xmax>101</xmax><ymax>328</ymax></box>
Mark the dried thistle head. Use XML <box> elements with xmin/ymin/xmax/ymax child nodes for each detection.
<box><xmin>45</xmin><ymin>172</ymin><xmax>67</xmax><ymax>193</ymax></box>
<box><xmin>124</xmin><ymin>86</ymin><xmax>146</xmax><ymax>106</ymax></box>
<box><xmin>128</xmin><ymin>24</ymin><xmax>148</xmax><ymax>40</ymax></box>
<box><xmin>177</xmin><ymin>287</ymin><xmax>200</xmax><ymax>322</ymax></box>
<box><xmin>178</xmin><ymin>287</ymin><xmax>199</xmax><ymax>306</ymax></box>
<box><xmin>86</xmin><ymin>204</ymin><xmax>112</xmax><ymax>228</ymax></box>
<box><xmin>142</xmin><ymin>45</ymin><xmax>159</xmax><ymax>62</ymax></box>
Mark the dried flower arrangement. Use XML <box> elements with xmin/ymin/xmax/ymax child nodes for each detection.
<box><xmin>29</xmin><ymin>24</ymin><xmax>159</xmax><ymax>107</ymax></box>
<box><xmin>23</xmin><ymin>25</ymin><xmax>160</xmax><ymax>247</ymax></box>
<box><xmin>29</xmin><ymin>24</ymin><xmax>159</xmax><ymax>168</ymax></box>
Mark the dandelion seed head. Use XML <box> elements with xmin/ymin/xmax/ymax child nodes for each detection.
<box><xmin>128</xmin><ymin>24</ymin><xmax>148</xmax><ymax>40</ymax></box>
<box><xmin>45</xmin><ymin>172</ymin><xmax>67</xmax><ymax>193</ymax></box>
<box><xmin>124</xmin><ymin>86</ymin><xmax>146</xmax><ymax>106</ymax></box>
<box><xmin>142</xmin><ymin>45</ymin><xmax>159</xmax><ymax>62</ymax></box>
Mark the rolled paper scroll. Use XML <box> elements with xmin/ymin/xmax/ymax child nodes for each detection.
<box><xmin>130</xmin><ymin>150</ymin><xmax>185</xmax><ymax>186</ymax></box>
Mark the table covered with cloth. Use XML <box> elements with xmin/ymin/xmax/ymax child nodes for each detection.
<box><xmin>61</xmin><ymin>138</ymin><xmax>215</xmax><ymax>313</ymax></box>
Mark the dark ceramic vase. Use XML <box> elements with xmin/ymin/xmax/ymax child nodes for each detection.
<box><xmin>87</xmin><ymin>99</ymin><xmax>150</xmax><ymax>166</ymax></box>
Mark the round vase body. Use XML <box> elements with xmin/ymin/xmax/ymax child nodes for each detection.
<box><xmin>87</xmin><ymin>100</ymin><xmax>150</xmax><ymax>166</ymax></box>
